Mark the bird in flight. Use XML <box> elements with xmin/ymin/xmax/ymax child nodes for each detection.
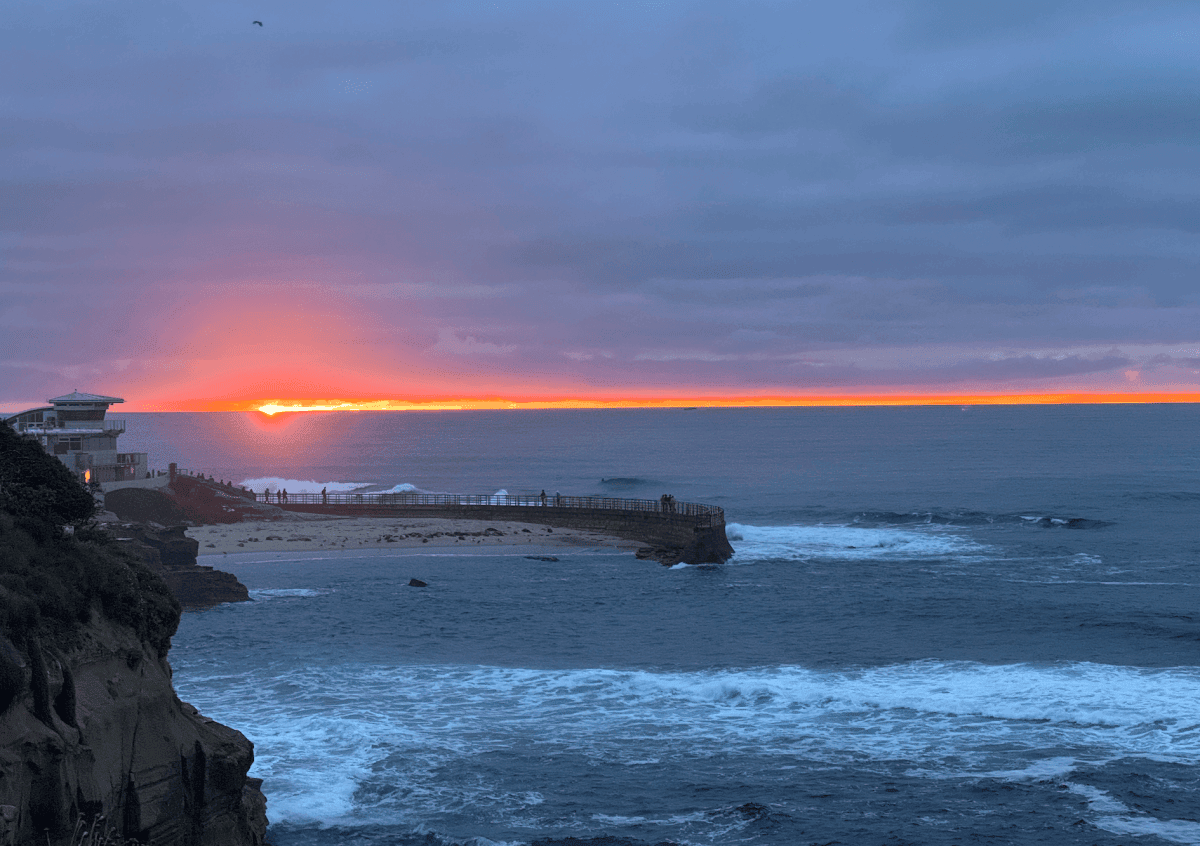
<box><xmin>252</xmin><ymin>20</ymin><xmax>263</xmax><ymax>26</ymax></box>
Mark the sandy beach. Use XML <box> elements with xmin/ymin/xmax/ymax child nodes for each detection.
<box><xmin>188</xmin><ymin>515</ymin><xmax>641</xmax><ymax>556</ymax></box>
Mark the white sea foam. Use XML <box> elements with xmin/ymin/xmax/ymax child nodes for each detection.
<box><xmin>726</xmin><ymin>523</ymin><xmax>984</xmax><ymax>562</ymax></box>
<box><xmin>1069</xmin><ymin>784</ymin><xmax>1200</xmax><ymax>845</ymax></box>
<box><xmin>1093</xmin><ymin>815</ymin><xmax>1200</xmax><ymax>846</ymax></box>
<box><xmin>239</xmin><ymin>477</ymin><xmax>372</xmax><ymax>494</ymax></box>
<box><xmin>175</xmin><ymin>660</ymin><xmax>1200</xmax><ymax>827</ymax></box>
<box><xmin>247</xmin><ymin>588</ymin><xmax>327</xmax><ymax>600</ymax></box>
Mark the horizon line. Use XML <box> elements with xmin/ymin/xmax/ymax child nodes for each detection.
<box><xmin>6</xmin><ymin>391</ymin><xmax>1200</xmax><ymax>416</ymax></box>
<box><xmin>106</xmin><ymin>391</ymin><xmax>1200</xmax><ymax>413</ymax></box>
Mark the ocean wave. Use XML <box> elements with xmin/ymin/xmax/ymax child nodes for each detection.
<box><xmin>248</xmin><ymin>588</ymin><xmax>329</xmax><ymax>601</ymax></box>
<box><xmin>726</xmin><ymin>522</ymin><xmax>985</xmax><ymax>562</ymax></box>
<box><xmin>239</xmin><ymin>477</ymin><xmax>373</xmax><ymax>494</ymax></box>
<box><xmin>175</xmin><ymin>660</ymin><xmax>1200</xmax><ymax>828</ymax></box>
<box><xmin>1069</xmin><ymin>783</ymin><xmax>1200</xmax><ymax>845</ymax></box>
<box><xmin>1017</xmin><ymin>514</ymin><xmax>1113</xmax><ymax>529</ymax></box>
<box><xmin>850</xmin><ymin>510</ymin><xmax>1113</xmax><ymax>529</ymax></box>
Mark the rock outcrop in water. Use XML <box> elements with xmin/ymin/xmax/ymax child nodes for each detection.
<box><xmin>109</xmin><ymin>523</ymin><xmax>251</xmax><ymax>610</ymax></box>
<box><xmin>0</xmin><ymin>421</ymin><xmax>267</xmax><ymax>845</ymax></box>
<box><xmin>102</xmin><ymin>478</ymin><xmax>258</xmax><ymax>609</ymax></box>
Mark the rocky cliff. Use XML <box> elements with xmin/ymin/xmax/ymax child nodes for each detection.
<box><xmin>0</xmin><ymin>422</ymin><xmax>267</xmax><ymax>845</ymax></box>
<box><xmin>0</xmin><ymin>619</ymin><xmax>266</xmax><ymax>846</ymax></box>
<box><xmin>110</xmin><ymin>524</ymin><xmax>251</xmax><ymax>610</ymax></box>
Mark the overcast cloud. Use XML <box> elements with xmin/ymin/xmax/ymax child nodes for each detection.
<box><xmin>3</xmin><ymin>0</ymin><xmax>1200</xmax><ymax>408</ymax></box>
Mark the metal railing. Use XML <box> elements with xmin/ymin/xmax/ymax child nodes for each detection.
<box><xmin>11</xmin><ymin>419</ymin><xmax>126</xmax><ymax>435</ymax></box>
<box><xmin>257</xmin><ymin>490</ymin><xmax>725</xmax><ymax>527</ymax></box>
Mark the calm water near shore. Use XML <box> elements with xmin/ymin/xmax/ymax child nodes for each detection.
<box><xmin>128</xmin><ymin>406</ymin><xmax>1200</xmax><ymax>845</ymax></box>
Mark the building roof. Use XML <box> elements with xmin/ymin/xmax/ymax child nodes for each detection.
<box><xmin>48</xmin><ymin>391</ymin><xmax>125</xmax><ymax>404</ymax></box>
<box><xmin>3</xmin><ymin>407</ymin><xmax>53</xmax><ymax>423</ymax></box>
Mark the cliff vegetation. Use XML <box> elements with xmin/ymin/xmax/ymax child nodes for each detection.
<box><xmin>0</xmin><ymin>423</ymin><xmax>179</xmax><ymax>658</ymax></box>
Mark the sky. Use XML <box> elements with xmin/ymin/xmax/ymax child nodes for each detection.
<box><xmin>4</xmin><ymin>0</ymin><xmax>1200</xmax><ymax>411</ymax></box>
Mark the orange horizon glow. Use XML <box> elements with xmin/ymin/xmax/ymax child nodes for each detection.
<box><xmin>7</xmin><ymin>391</ymin><xmax>1200</xmax><ymax>417</ymax></box>
<box><xmin>229</xmin><ymin>392</ymin><xmax>1200</xmax><ymax>414</ymax></box>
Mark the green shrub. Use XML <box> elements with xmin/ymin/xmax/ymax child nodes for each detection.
<box><xmin>0</xmin><ymin>426</ymin><xmax>179</xmax><ymax>655</ymax></box>
<box><xmin>0</xmin><ymin>423</ymin><xmax>94</xmax><ymax>527</ymax></box>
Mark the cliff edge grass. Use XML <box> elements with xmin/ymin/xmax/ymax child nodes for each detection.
<box><xmin>0</xmin><ymin>423</ymin><xmax>267</xmax><ymax>845</ymax></box>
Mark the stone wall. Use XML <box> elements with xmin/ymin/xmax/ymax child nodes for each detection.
<box><xmin>284</xmin><ymin>503</ymin><xmax>736</xmax><ymax>564</ymax></box>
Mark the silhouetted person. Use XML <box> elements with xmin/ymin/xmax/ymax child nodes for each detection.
<box><xmin>540</xmin><ymin>490</ymin><xmax>547</xmax><ymax>506</ymax></box>
<box><xmin>321</xmin><ymin>487</ymin><xmax>328</xmax><ymax>505</ymax></box>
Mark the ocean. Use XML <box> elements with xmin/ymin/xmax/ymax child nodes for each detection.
<box><xmin>126</xmin><ymin>405</ymin><xmax>1200</xmax><ymax>845</ymax></box>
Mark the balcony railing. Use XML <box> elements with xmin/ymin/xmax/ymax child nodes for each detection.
<box><xmin>13</xmin><ymin>418</ymin><xmax>126</xmax><ymax>434</ymax></box>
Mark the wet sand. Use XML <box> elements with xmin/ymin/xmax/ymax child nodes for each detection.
<box><xmin>189</xmin><ymin>515</ymin><xmax>640</xmax><ymax>556</ymax></box>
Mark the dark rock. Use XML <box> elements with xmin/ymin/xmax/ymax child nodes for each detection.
<box><xmin>110</xmin><ymin>524</ymin><xmax>251</xmax><ymax>609</ymax></box>
<box><xmin>407</xmin><ymin>579</ymin><xmax>428</xmax><ymax>587</ymax></box>
<box><xmin>0</xmin><ymin>614</ymin><xmax>267</xmax><ymax>846</ymax></box>
<box><xmin>636</xmin><ymin>547</ymin><xmax>685</xmax><ymax>566</ymax></box>
<box><xmin>105</xmin><ymin>487</ymin><xmax>188</xmax><ymax>525</ymax></box>
<box><xmin>734</xmin><ymin>802</ymin><xmax>771</xmax><ymax>818</ymax></box>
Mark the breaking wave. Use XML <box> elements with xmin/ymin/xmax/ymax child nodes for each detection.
<box><xmin>850</xmin><ymin>510</ymin><xmax>1113</xmax><ymax>529</ymax></box>
<box><xmin>726</xmin><ymin>523</ymin><xmax>985</xmax><ymax>562</ymax></box>
<box><xmin>176</xmin><ymin>660</ymin><xmax>1200</xmax><ymax>829</ymax></box>
<box><xmin>240</xmin><ymin>477</ymin><xmax>372</xmax><ymax>494</ymax></box>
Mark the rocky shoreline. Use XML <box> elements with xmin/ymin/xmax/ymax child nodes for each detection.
<box><xmin>108</xmin><ymin>523</ymin><xmax>252</xmax><ymax>609</ymax></box>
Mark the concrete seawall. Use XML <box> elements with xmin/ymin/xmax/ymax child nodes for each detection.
<box><xmin>281</xmin><ymin>502</ymin><xmax>735</xmax><ymax>565</ymax></box>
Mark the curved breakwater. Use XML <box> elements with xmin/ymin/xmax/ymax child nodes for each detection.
<box><xmin>273</xmin><ymin>491</ymin><xmax>735</xmax><ymax>564</ymax></box>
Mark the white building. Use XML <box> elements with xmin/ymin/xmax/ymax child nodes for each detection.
<box><xmin>3</xmin><ymin>392</ymin><xmax>148</xmax><ymax>484</ymax></box>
